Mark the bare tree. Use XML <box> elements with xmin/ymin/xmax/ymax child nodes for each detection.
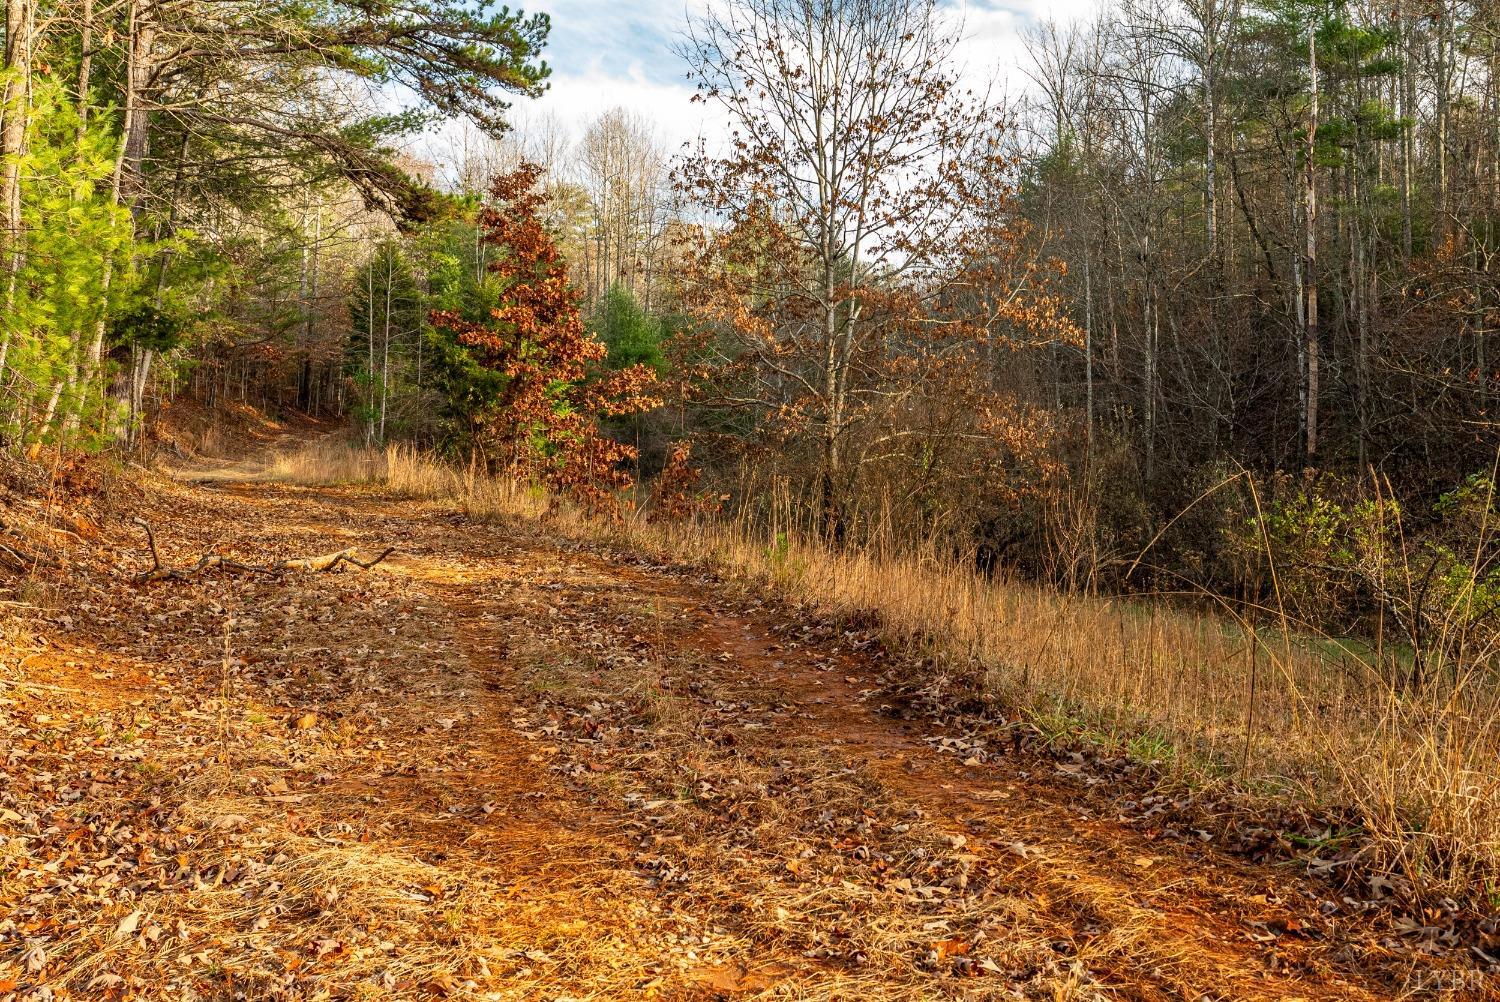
<box><xmin>579</xmin><ymin>108</ymin><xmax>668</xmax><ymax>309</ymax></box>
<box><xmin>679</xmin><ymin>0</ymin><xmax>1076</xmax><ymax>535</ymax></box>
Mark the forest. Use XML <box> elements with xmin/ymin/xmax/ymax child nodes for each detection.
<box><xmin>1</xmin><ymin>0</ymin><xmax>1498</xmax><ymax>998</ymax></box>
<box><xmin>4</xmin><ymin>0</ymin><xmax>1494</xmax><ymax>632</ymax></box>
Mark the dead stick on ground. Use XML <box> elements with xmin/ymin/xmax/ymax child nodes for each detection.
<box><xmin>0</xmin><ymin>540</ymin><xmax>43</xmax><ymax>571</ymax></box>
<box><xmin>0</xmin><ymin>518</ymin><xmax>60</xmax><ymax>571</ymax></box>
<box><xmin>132</xmin><ymin>518</ymin><xmax>396</xmax><ymax>582</ymax></box>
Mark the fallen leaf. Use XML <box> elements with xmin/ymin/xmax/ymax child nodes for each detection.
<box><xmin>116</xmin><ymin>909</ymin><xmax>143</xmax><ymax>938</ymax></box>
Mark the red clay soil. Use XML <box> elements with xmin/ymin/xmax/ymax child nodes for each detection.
<box><xmin>0</xmin><ymin>447</ymin><xmax>1491</xmax><ymax>1000</ymax></box>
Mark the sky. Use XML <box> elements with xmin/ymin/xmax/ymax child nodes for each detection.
<box><xmin>530</xmin><ymin>0</ymin><xmax>1100</xmax><ymax>146</ymax></box>
<box><xmin>417</xmin><ymin>0</ymin><xmax>1103</xmax><ymax>172</ymax></box>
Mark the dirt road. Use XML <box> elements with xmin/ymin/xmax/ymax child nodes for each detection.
<box><xmin>0</xmin><ymin>459</ymin><xmax>1476</xmax><ymax>1000</ymax></box>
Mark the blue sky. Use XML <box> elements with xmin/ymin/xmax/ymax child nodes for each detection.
<box><xmin>513</xmin><ymin>0</ymin><xmax>1103</xmax><ymax>148</ymax></box>
<box><xmin>535</xmin><ymin>0</ymin><xmax>689</xmax><ymax>89</ymax></box>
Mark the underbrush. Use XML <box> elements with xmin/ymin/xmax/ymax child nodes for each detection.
<box><xmin>272</xmin><ymin>439</ymin><xmax>1500</xmax><ymax>907</ymax></box>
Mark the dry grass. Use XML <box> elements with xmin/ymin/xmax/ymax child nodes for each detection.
<box><xmin>689</xmin><ymin>524</ymin><xmax>1500</xmax><ymax>888</ymax></box>
<box><xmin>271</xmin><ymin>440</ymin><xmax>1500</xmax><ymax>905</ymax></box>
<box><xmin>267</xmin><ymin>441</ymin><xmax>547</xmax><ymax>521</ymax></box>
<box><xmin>265</xmin><ymin>438</ymin><xmax>387</xmax><ymax>485</ymax></box>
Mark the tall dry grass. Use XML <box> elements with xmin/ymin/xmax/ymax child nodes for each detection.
<box><xmin>273</xmin><ymin>439</ymin><xmax>1500</xmax><ymax>903</ymax></box>
<box><xmin>267</xmin><ymin>440</ymin><xmax>547</xmax><ymax>520</ymax></box>
<box><xmin>650</xmin><ymin>517</ymin><xmax>1500</xmax><ymax>897</ymax></box>
<box><xmin>265</xmin><ymin>438</ymin><xmax>386</xmax><ymax>485</ymax></box>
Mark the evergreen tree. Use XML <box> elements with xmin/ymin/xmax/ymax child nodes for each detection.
<box><xmin>349</xmin><ymin>241</ymin><xmax>425</xmax><ymax>444</ymax></box>
<box><xmin>592</xmin><ymin>283</ymin><xmax>667</xmax><ymax>374</ymax></box>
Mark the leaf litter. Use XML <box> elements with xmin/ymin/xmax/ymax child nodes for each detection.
<box><xmin>0</xmin><ymin>444</ymin><xmax>1492</xmax><ymax>1001</ymax></box>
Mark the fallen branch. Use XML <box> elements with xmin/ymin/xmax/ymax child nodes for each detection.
<box><xmin>133</xmin><ymin>518</ymin><xmax>395</xmax><ymax>582</ymax></box>
<box><xmin>0</xmin><ymin>517</ymin><xmax>61</xmax><ymax>572</ymax></box>
<box><xmin>275</xmin><ymin>547</ymin><xmax>398</xmax><ymax>573</ymax></box>
<box><xmin>0</xmin><ymin>540</ymin><xmax>43</xmax><ymax>572</ymax></box>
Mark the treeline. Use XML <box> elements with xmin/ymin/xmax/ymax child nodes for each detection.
<box><xmin>1003</xmin><ymin>0</ymin><xmax>1499</xmax><ymax>636</ymax></box>
<box><xmin>0</xmin><ymin>0</ymin><xmax>548</xmax><ymax>450</ymax></box>
<box><xmin>323</xmin><ymin>0</ymin><xmax>1499</xmax><ymax>657</ymax></box>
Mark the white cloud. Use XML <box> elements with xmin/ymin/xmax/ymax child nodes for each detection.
<box><xmin>523</xmin><ymin>0</ymin><xmax>1107</xmax><ymax>134</ymax></box>
<box><xmin>532</xmin><ymin>66</ymin><xmax>707</xmax><ymax>152</ymax></box>
<box><xmin>414</xmin><ymin>0</ymin><xmax>1106</xmax><ymax>173</ymax></box>
<box><xmin>951</xmin><ymin>0</ymin><xmax>1106</xmax><ymax>98</ymax></box>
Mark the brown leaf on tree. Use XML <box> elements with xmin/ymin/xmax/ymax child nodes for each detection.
<box><xmin>431</xmin><ymin>164</ymin><xmax>661</xmax><ymax>514</ymax></box>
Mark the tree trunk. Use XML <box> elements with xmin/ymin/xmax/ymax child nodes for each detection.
<box><xmin>1351</xmin><ymin>156</ymin><xmax>1369</xmax><ymax>469</ymax></box>
<box><xmin>1083</xmin><ymin>248</ymin><xmax>1094</xmax><ymax>459</ymax></box>
<box><xmin>1398</xmin><ymin>0</ymin><xmax>1414</xmax><ymax>261</ymax></box>
<box><xmin>306</xmin><ymin>205</ymin><xmax>320</xmax><ymax>410</ymax></box>
<box><xmin>379</xmin><ymin>253</ymin><xmax>392</xmax><ymax>443</ymax></box>
<box><xmin>1434</xmin><ymin>1</ymin><xmax>1450</xmax><ymax>234</ymax></box>
<box><xmin>365</xmin><ymin>262</ymin><xmax>375</xmax><ymax>446</ymax></box>
<box><xmin>1</xmin><ymin>0</ymin><xmax>29</xmax><ymax>253</ymax></box>
<box><xmin>1303</xmin><ymin>22</ymin><xmax>1320</xmax><ymax>469</ymax></box>
<box><xmin>0</xmin><ymin>0</ymin><xmax>31</xmax><ymax>380</ymax></box>
<box><xmin>69</xmin><ymin>0</ymin><xmax>151</xmax><ymax>442</ymax></box>
<box><xmin>1203</xmin><ymin>50</ymin><xmax>1218</xmax><ymax>261</ymax></box>
<box><xmin>76</xmin><ymin>0</ymin><xmax>92</xmax><ymax>133</ymax></box>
